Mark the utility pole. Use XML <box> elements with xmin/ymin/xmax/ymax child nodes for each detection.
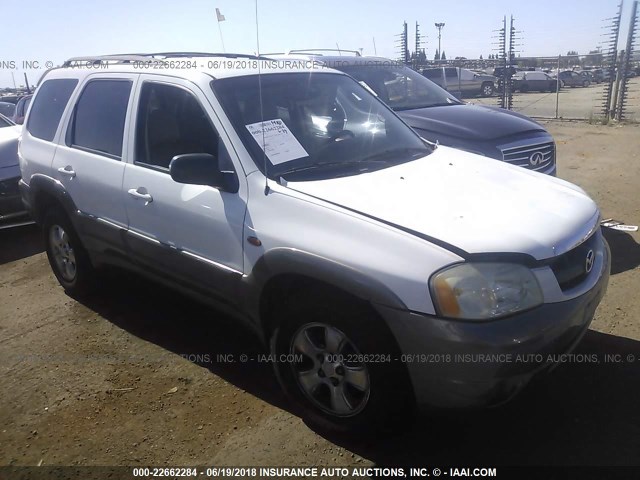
<box><xmin>435</xmin><ymin>23</ymin><xmax>445</xmax><ymax>63</ymax></box>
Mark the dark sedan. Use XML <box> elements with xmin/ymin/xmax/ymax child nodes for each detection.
<box><xmin>559</xmin><ymin>71</ymin><xmax>590</xmax><ymax>87</ymax></box>
<box><xmin>513</xmin><ymin>71</ymin><xmax>559</xmax><ymax>92</ymax></box>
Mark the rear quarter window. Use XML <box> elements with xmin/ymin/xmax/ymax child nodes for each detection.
<box><xmin>26</xmin><ymin>79</ymin><xmax>78</xmax><ymax>141</ymax></box>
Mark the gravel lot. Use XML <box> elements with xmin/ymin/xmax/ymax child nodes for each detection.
<box><xmin>1</xmin><ymin>120</ymin><xmax>639</xmax><ymax>469</ymax></box>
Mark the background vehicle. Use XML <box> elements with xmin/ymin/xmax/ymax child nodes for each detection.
<box><xmin>0</xmin><ymin>113</ymin><xmax>30</xmax><ymax>228</ymax></box>
<box><xmin>576</xmin><ymin>70</ymin><xmax>594</xmax><ymax>84</ymax></box>
<box><xmin>422</xmin><ymin>66</ymin><xmax>496</xmax><ymax>97</ymax></box>
<box><xmin>0</xmin><ymin>95</ymin><xmax>21</xmax><ymax>104</ymax></box>
<box><xmin>587</xmin><ymin>68</ymin><xmax>605</xmax><ymax>83</ymax></box>
<box><xmin>275</xmin><ymin>52</ymin><xmax>556</xmax><ymax>175</ymax></box>
<box><xmin>559</xmin><ymin>70</ymin><xmax>590</xmax><ymax>87</ymax></box>
<box><xmin>512</xmin><ymin>71</ymin><xmax>559</xmax><ymax>92</ymax></box>
<box><xmin>11</xmin><ymin>95</ymin><xmax>32</xmax><ymax>125</ymax></box>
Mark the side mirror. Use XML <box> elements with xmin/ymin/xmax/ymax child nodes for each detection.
<box><xmin>169</xmin><ymin>153</ymin><xmax>238</xmax><ymax>193</ymax></box>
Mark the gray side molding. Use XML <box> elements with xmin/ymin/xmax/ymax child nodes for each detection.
<box><xmin>242</xmin><ymin>247</ymin><xmax>408</xmax><ymax>325</ymax></box>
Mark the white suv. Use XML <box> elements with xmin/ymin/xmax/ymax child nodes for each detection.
<box><xmin>19</xmin><ymin>53</ymin><xmax>610</xmax><ymax>431</ymax></box>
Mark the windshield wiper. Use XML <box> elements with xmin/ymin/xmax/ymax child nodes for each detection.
<box><xmin>394</xmin><ymin>101</ymin><xmax>461</xmax><ymax>111</ymax></box>
<box><xmin>358</xmin><ymin>147</ymin><xmax>431</xmax><ymax>163</ymax></box>
<box><xmin>278</xmin><ymin>159</ymin><xmax>393</xmax><ymax>177</ymax></box>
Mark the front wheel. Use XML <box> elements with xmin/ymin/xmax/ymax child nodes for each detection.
<box><xmin>270</xmin><ymin>289</ymin><xmax>414</xmax><ymax>432</ymax></box>
<box><xmin>43</xmin><ymin>208</ymin><xmax>95</xmax><ymax>295</ymax></box>
<box><xmin>481</xmin><ymin>82</ymin><xmax>494</xmax><ymax>97</ymax></box>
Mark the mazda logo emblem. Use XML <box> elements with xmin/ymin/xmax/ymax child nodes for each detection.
<box><xmin>585</xmin><ymin>249</ymin><xmax>595</xmax><ymax>274</ymax></box>
<box><xmin>529</xmin><ymin>152</ymin><xmax>544</xmax><ymax>166</ymax></box>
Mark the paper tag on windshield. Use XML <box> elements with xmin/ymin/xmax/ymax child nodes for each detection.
<box><xmin>246</xmin><ymin>119</ymin><xmax>309</xmax><ymax>165</ymax></box>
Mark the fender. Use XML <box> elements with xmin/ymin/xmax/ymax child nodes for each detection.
<box><xmin>23</xmin><ymin>174</ymin><xmax>80</xmax><ymax>226</ymax></box>
<box><xmin>242</xmin><ymin>247</ymin><xmax>408</xmax><ymax>327</ymax></box>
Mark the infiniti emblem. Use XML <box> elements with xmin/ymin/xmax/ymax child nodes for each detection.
<box><xmin>529</xmin><ymin>151</ymin><xmax>544</xmax><ymax>166</ymax></box>
<box><xmin>585</xmin><ymin>249</ymin><xmax>595</xmax><ymax>273</ymax></box>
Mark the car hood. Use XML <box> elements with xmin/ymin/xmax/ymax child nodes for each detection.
<box><xmin>0</xmin><ymin>125</ymin><xmax>21</xmax><ymax>169</ymax></box>
<box><xmin>397</xmin><ymin>104</ymin><xmax>546</xmax><ymax>142</ymax></box>
<box><xmin>287</xmin><ymin>146</ymin><xmax>599</xmax><ymax>260</ymax></box>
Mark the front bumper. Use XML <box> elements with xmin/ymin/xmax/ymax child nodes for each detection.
<box><xmin>377</xmin><ymin>240</ymin><xmax>610</xmax><ymax>409</ymax></box>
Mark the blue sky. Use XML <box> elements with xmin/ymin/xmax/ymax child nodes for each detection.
<box><xmin>0</xmin><ymin>0</ymin><xmax>633</xmax><ymax>88</ymax></box>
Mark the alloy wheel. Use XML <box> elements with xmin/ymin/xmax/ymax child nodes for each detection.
<box><xmin>49</xmin><ymin>224</ymin><xmax>76</xmax><ymax>282</ymax></box>
<box><xmin>290</xmin><ymin>323</ymin><xmax>370</xmax><ymax>417</ymax></box>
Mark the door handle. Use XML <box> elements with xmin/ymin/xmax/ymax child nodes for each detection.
<box><xmin>57</xmin><ymin>166</ymin><xmax>76</xmax><ymax>178</ymax></box>
<box><xmin>128</xmin><ymin>188</ymin><xmax>153</xmax><ymax>203</ymax></box>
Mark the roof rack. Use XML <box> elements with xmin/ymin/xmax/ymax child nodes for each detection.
<box><xmin>286</xmin><ymin>49</ymin><xmax>361</xmax><ymax>57</ymax></box>
<box><xmin>62</xmin><ymin>52</ymin><xmax>267</xmax><ymax>67</ymax></box>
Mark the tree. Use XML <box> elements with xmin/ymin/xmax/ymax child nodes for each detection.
<box><xmin>441</xmin><ymin>50</ymin><xmax>447</xmax><ymax>60</ymax></box>
<box><xmin>434</xmin><ymin>49</ymin><xmax>440</xmax><ymax>61</ymax></box>
<box><xmin>480</xmin><ymin>54</ymin><xmax>484</xmax><ymax>60</ymax></box>
<box><xmin>567</xmin><ymin>50</ymin><xmax>579</xmax><ymax>56</ymax></box>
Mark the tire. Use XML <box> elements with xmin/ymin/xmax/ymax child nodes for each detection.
<box><xmin>270</xmin><ymin>287</ymin><xmax>414</xmax><ymax>433</ymax></box>
<box><xmin>582</xmin><ymin>80</ymin><xmax>590</xmax><ymax>87</ymax></box>
<box><xmin>549</xmin><ymin>82</ymin><xmax>558</xmax><ymax>92</ymax></box>
<box><xmin>43</xmin><ymin>207</ymin><xmax>95</xmax><ymax>295</ymax></box>
<box><xmin>481</xmin><ymin>82</ymin><xmax>494</xmax><ymax>97</ymax></box>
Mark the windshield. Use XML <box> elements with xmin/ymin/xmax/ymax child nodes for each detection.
<box><xmin>212</xmin><ymin>72</ymin><xmax>431</xmax><ymax>181</ymax></box>
<box><xmin>0</xmin><ymin>102</ymin><xmax>16</xmax><ymax>118</ymax></box>
<box><xmin>0</xmin><ymin>113</ymin><xmax>12</xmax><ymax>127</ymax></box>
<box><xmin>339</xmin><ymin>64</ymin><xmax>460</xmax><ymax>111</ymax></box>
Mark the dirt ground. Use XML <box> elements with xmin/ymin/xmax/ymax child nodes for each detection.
<box><xmin>1</xmin><ymin>120</ymin><xmax>640</xmax><ymax>470</ymax></box>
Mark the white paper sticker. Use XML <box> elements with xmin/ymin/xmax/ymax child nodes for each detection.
<box><xmin>246</xmin><ymin>119</ymin><xmax>309</xmax><ymax>165</ymax></box>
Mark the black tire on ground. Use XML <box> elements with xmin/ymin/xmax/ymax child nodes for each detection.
<box><xmin>583</xmin><ymin>80</ymin><xmax>590</xmax><ymax>87</ymax></box>
<box><xmin>43</xmin><ymin>207</ymin><xmax>95</xmax><ymax>295</ymax></box>
<box><xmin>481</xmin><ymin>82</ymin><xmax>494</xmax><ymax>97</ymax></box>
<box><xmin>270</xmin><ymin>287</ymin><xmax>414</xmax><ymax>433</ymax></box>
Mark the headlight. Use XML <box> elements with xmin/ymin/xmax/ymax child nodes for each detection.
<box><xmin>430</xmin><ymin>263</ymin><xmax>543</xmax><ymax>320</ymax></box>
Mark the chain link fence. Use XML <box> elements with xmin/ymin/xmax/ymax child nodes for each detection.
<box><xmin>422</xmin><ymin>56</ymin><xmax>640</xmax><ymax>122</ymax></box>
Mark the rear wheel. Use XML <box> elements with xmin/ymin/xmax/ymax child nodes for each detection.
<box><xmin>481</xmin><ymin>82</ymin><xmax>494</xmax><ymax>97</ymax></box>
<box><xmin>582</xmin><ymin>80</ymin><xmax>590</xmax><ymax>87</ymax></box>
<box><xmin>43</xmin><ymin>208</ymin><xmax>95</xmax><ymax>295</ymax></box>
<box><xmin>270</xmin><ymin>288</ymin><xmax>414</xmax><ymax>432</ymax></box>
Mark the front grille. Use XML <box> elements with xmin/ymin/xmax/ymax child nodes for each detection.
<box><xmin>500</xmin><ymin>141</ymin><xmax>555</xmax><ymax>172</ymax></box>
<box><xmin>548</xmin><ymin>232</ymin><xmax>599</xmax><ymax>291</ymax></box>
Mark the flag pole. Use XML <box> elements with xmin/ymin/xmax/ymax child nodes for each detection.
<box><xmin>216</xmin><ymin>7</ymin><xmax>227</xmax><ymax>53</ymax></box>
<box><xmin>218</xmin><ymin>22</ymin><xmax>226</xmax><ymax>52</ymax></box>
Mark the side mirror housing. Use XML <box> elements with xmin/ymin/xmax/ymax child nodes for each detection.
<box><xmin>169</xmin><ymin>153</ymin><xmax>238</xmax><ymax>193</ymax></box>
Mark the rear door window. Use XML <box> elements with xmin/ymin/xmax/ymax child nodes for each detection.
<box><xmin>26</xmin><ymin>79</ymin><xmax>78</xmax><ymax>141</ymax></box>
<box><xmin>68</xmin><ymin>80</ymin><xmax>132</xmax><ymax>158</ymax></box>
